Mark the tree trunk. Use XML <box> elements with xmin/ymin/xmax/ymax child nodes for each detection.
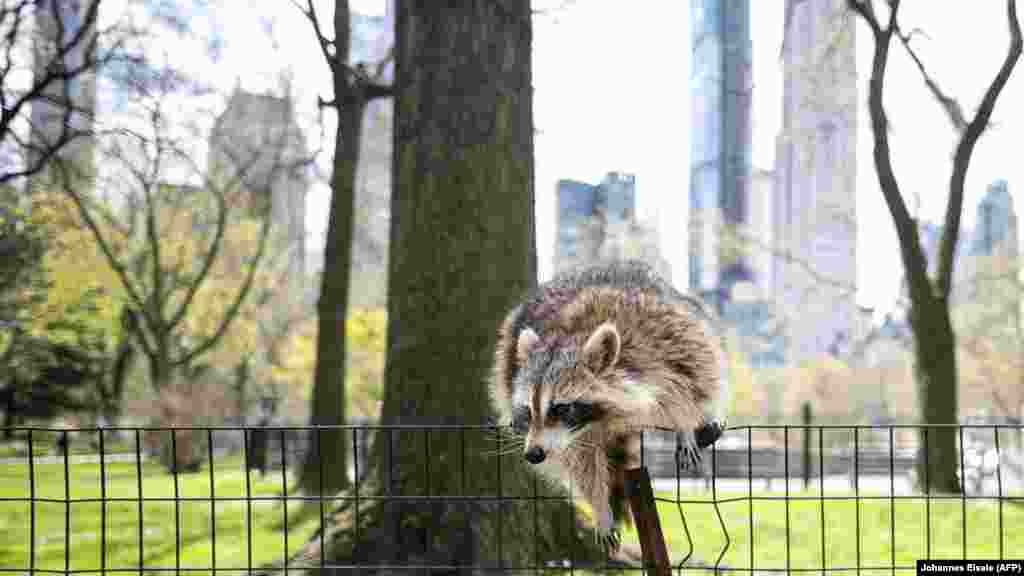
<box><xmin>377</xmin><ymin>0</ymin><xmax>610</xmax><ymax>567</ymax></box>
<box><xmin>148</xmin><ymin>348</ymin><xmax>173</xmax><ymax>393</ymax></box>
<box><xmin>909</xmin><ymin>291</ymin><xmax>962</xmax><ymax>493</ymax></box>
<box><xmin>299</xmin><ymin>0</ymin><xmax>377</xmax><ymax>492</ymax></box>
<box><xmin>234</xmin><ymin>357</ymin><xmax>250</xmax><ymax>423</ymax></box>
<box><xmin>105</xmin><ymin>308</ymin><xmax>138</xmax><ymax>425</ymax></box>
<box><xmin>278</xmin><ymin>1</ymin><xmax>610</xmax><ymax>571</ymax></box>
<box><xmin>300</xmin><ymin>100</ymin><xmax>364</xmax><ymax>495</ymax></box>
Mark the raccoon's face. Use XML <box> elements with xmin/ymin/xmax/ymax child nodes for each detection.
<box><xmin>510</xmin><ymin>323</ymin><xmax>620</xmax><ymax>464</ymax></box>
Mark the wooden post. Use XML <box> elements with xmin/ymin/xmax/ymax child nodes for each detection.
<box><xmin>625</xmin><ymin>466</ymin><xmax>672</xmax><ymax>576</ymax></box>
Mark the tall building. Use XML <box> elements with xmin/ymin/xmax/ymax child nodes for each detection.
<box><xmin>955</xmin><ymin>180</ymin><xmax>1018</xmax><ymax>330</ymax></box>
<box><xmin>971</xmin><ymin>179</ymin><xmax>1017</xmax><ymax>258</ymax></box>
<box><xmin>748</xmin><ymin>168</ymin><xmax>775</xmax><ymax>300</ymax></box>
<box><xmin>555</xmin><ymin>178</ymin><xmax>601</xmax><ymax>269</ymax></box>
<box><xmin>28</xmin><ymin>0</ymin><xmax>97</xmax><ymax>176</ymax></box>
<box><xmin>209</xmin><ymin>89</ymin><xmax>309</xmax><ymax>283</ymax></box>
<box><xmin>772</xmin><ymin>0</ymin><xmax>858</xmax><ymax>360</ymax></box>
<box><xmin>689</xmin><ymin>0</ymin><xmax>754</xmax><ymax>312</ymax></box>
<box><xmin>554</xmin><ymin>172</ymin><xmax>641</xmax><ymax>273</ymax></box>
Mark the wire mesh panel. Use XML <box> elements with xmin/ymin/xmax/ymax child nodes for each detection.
<box><xmin>0</xmin><ymin>424</ymin><xmax>1021</xmax><ymax>574</ymax></box>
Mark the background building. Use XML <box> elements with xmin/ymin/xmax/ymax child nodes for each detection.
<box><xmin>971</xmin><ymin>179</ymin><xmax>1018</xmax><ymax>258</ymax></box>
<box><xmin>554</xmin><ymin>172</ymin><xmax>653</xmax><ymax>274</ymax></box>
<box><xmin>771</xmin><ymin>0</ymin><xmax>858</xmax><ymax>361</ymax></box>
<box><xmin>955</xmin><ymin>180</ymin><xmax>1020</xmax><ymax>339</ymax></box>
<box><xmin>28</xmin><ymin>0</ymin><xmax>97</xmax><ymax>178</ymax></box>
<box><xmin>689</xmin><ymin>0</ymin><xmax>755</xmax><ymax>313</ymax></box>
<box><xmin>209</xmin><ymin>89</ymin><xmax>309</xmax><ymax>286</ymax></box>
<box><xmin>555</xmin><ymin>178</ymin><xmax>601</xmax><ymax>269</ymax></box>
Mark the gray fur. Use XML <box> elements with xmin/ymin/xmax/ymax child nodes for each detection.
<box><xmin>489</xmin><ymin>260</ymin><xmax>728</xmax><ymax>544</ymax></box>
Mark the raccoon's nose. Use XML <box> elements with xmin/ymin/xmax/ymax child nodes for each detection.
<box><xmin>524</xmin><ymin>446</ymin><xmax>546</xmax><ymax>464</ymax></box>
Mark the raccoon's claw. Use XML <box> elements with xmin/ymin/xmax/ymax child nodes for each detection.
<box><xmin>601</xmin><ymin>528</ymin><xmax>622</xmax><ymax>553</ymax></box>
<box><xmin>678</xmin><ymin>440</ymin><xmax>702</xmax><ymax>470</ymax></box>
<box><xmin>678</xmin><ymin>420</ymin><xmax>724</xmax><ymax>470</ymax></box>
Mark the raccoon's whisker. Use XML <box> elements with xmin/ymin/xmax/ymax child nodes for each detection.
<box><xmin>483</xmin><ymin>430</ymin><xmax>523</xmax><ymax>444</ymax></box>
<box><xmin>481</xmin><ymin>436</ymin><xmax>524</xmax><ymax>450</ymax></box>
<box><xmin>479</xmin><ymin>443</ymin><xmax>525</xmax><ymax>455</ymax></box>
<box><xmin>570</xmin><ymin>439</ymin><xmax>600</xmax><ymax>451</ymax></box>
<box><xmin>480</xmin><ymin>447</ymin><xmax>526</xmax><ymax>458</ymax></box>
<box><xmin>479</xmin><ymin>437</ymin><xmax>525</xmax><ymax>456</ymax></box>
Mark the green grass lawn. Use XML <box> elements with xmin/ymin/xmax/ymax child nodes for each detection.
<box><xmin>1</xmin><ymin>455</ymin><xmax>1022</xmax><ymax>575</ymax></box>
<box><xmin>623</xmin><ymin>489</ymin><xmax>1024</xmax><ymax>572</ymax></box>
<box><xmin>0</xmin><ymin>454</ymin><xmax>322</xmax><ymax>574</ymax></box>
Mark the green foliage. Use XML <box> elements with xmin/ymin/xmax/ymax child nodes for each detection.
<box><xmin>345</xmin><ymin>307</ymin><xmax>386</xmax><ymax>419</ymax></box>
<box><xmin>275</xmin><ymin>307</ymin><xmax>386</xmax><ymax>420</ymax></box>
<box><xmin>0</xmin><ymin>202</ymin><xmax>46</xmax><ymax>336</ymax></box>
<box><xmin>0</xmin><ymin>193</ymin><xmax>125</xmax><ymax>424</ymax></box>
<box><xmin>23</xmin><ymin>191</ymin><xmax>125</xmax><ymax>349</ymax></box>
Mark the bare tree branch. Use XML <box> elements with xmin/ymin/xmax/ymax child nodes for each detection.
<box><xmin>895</xmin><ymin>26</ymin><xmax>967</xmax><ymax>130</ymax></box>
<box><xmin>175</xmin><ymin>205</ymin><xmax>272</xmax><ymax>367</ymax></box>
<box><xmin>0</xmin><ymin>0</ymin><xmax>104</xmax><ymax>184</ymax></box>
<box><xmin>937</xmin><ymin>0</ymin><xmax>1022</xmax><ymax>297</ymax></box>
<box><xmin>847</xmin><ymin>0</ymin><xmax>882</xmax><ymax>37</ymax></box>
<box><xmin>52</xmin><ymin>158</ymin><xmax>155</xmax><ymax>357</ymax></box>
<box><xmin>291</xmin><ymin>0</ymin><xmax>337</xmax><ymax>74</ymax></box>
<box><xmin>0</xmin><ymin>0</ymin><xmax>164</xmax><ymax>185</ymax></box>
<box><xmin>724</xmin><ymin>223</ymin><xmax>858</xmax><ymax>297</ymax></box>
<box><xmin>163</xmin><ymin>139</ymin><xmax>264</xmax><ymax>333</ymax></box>
<box><xmin>847</xmin><ymin>0</ymin><xmax>931</xmax><ymax>294</ymax></box>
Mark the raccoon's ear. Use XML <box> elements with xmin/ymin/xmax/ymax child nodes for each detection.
<box><xmin>581</xmin><ymin>322</ymin><xmax>620</xmax><ymax>375</ymax></box>
<box><xmin>517</xmin><ymin>327</ymin><xmax>540</xmax><ymax>365</ymax></box>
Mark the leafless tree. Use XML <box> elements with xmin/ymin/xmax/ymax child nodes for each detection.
<box><xmin>846</xmin><ymin>0</ymin><xmax>1022</xmax><ymax>493</ymax></box>
<box><xmin>289</xmin><ymin>0</ymin><xmax>393</xmax><ymax>497</ymax></box>
<box><xmin>52</xmin><ymin>61</ymin><xmax>307</xmax><ymax>396</ymax></box>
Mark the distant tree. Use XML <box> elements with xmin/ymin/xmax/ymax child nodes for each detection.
<box><xmin>51</xmin><ymin>67</ymin><xmax>304</xmax><ymax>396</ymax></box>
<box><xmin>846</xmin><ymin>0</ymin><xmax>1022</xmax><ymax>493</ymax></box>
<box><xmin>0</xmin><ymin>0</ymin><xmax>231</xmax><ymax>431</ymax></box>
<box><xmin>22</xmin><ymin>190</ymin><xmax>128</xmax><ymax>422</ymax></box>
<box><xmin>953</xmin><ymin>251</ymin><xmax>1024</xmax><ymax>419</ymax></box>
<box><xmin>0</xmin><ymin>188</ymin><xmax>130</xmax><ymax>430</ymax></box>
<box><xmin>291</xmin><ymin>0</ymin><xmax>393</xmax><ymax>497</ymax></box>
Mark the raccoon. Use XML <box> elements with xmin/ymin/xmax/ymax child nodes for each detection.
<box><xmin>489</xmin><ymin>260</ymin><xmax>726</xmax><ymax>547</ymax></box>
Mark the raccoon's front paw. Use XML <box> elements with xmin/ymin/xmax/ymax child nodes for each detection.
<box><xmin>696</xmin><ymin>419</ymin><xmax>724</xmax><ymax>449</ymax></box>
<box><xmin>593</xmin><ymin>507</ymin><xmax>619</xmax><ymax>551</ymax></box>
<box><xmin>602</xmin><ymin>527</ymin><xmax>622</xmax><ymax>553</ymax></box>
<box><xmin>678</xmin><ymin>420</ymin><xmax>724</xmax><ymax>471</ymax></box>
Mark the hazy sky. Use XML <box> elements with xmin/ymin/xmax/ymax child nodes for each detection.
<box><xmin>215</xmin><ymin>1</ymin><xmax>1024</xmax><ymax>317</ymax></box>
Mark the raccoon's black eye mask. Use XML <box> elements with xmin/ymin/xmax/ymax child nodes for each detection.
<box><xmin>511</xmin><ymin>406</ymin><xmax>530</xmax><ymax>435</ymax></box>
<box><xmin>549</xmin><ymin>401</ymin><xmax>597</xmax><ymax>431</ymax></box>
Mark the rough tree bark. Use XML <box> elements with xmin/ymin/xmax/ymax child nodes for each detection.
<box><xmin>847</xmin><ymin>0</ymin><xmax>1022</xmax><ymax>493</ymax></box>
<box><xmin>294</xmin><ymin>0</ymin><xmax>392</xmax><ymax>497</ymax></box>
<box><xmin>275</xmin><ymin>2</ymin><xmax>613</xmax><ymax>572</ymax></box>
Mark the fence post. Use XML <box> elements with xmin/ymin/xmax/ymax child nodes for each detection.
<box><xmin>626</xmin><ymin>466</ymin><xmax>671</xmax><ymax>576</ymax></box>
<box><xmin>802</xmin><ymin>402</ymin><xmax>812</xmax><ymax>490</ymax></box>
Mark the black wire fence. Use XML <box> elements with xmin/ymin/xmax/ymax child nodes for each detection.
<box><xmin>0</xmin><ymin>423</ymin><xmax>1022</xmax><ymax>574</ymax></box>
